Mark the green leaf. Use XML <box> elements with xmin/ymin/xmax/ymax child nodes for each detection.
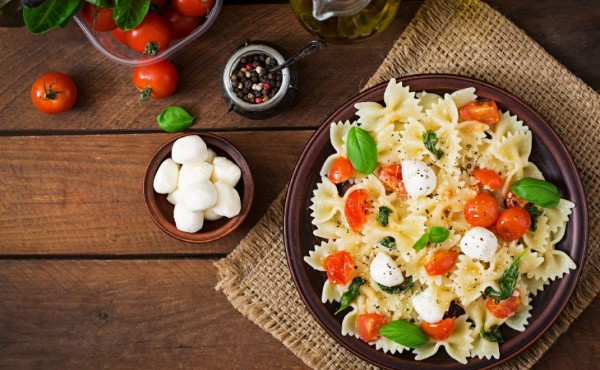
<box><xmin>58</xmin><ymin>0</ymin><xmax>84</xmax><ymax>28</ymax></box>
<box><xmin>334</xmin><ymin>277</ymin><xmax>365</xmax><ymax>315</ymax></box>
<box><xmin>380</xmin><ymin>320</ymin><xmax>429</xmax><ymax>348</ymax></box>
<box><xmin>23</xmin><ymin>0</ymin><xmax>79</xmax><ymax>34</ymax></box>
<box><xmin>525</xmin><ymin>203</ymin><xmax>543</xmax><ymax>231</ymax></box>
<box><xmin>379</xmin><ymin>236</ymin><xmax>396</xmax><ymax>250</ymax></box>
<box><xmin>378</xmin><ymin>276</ymin><xmax>414</xmax><ymax>294</ymax></box>
<box><xmin>112</xmin><ymin>0</ymin><xmax>149</xmax><ymax>30</ymax></box>
<box><xmin>376</xmin><ymin>206</ymin><xmax>392</xmax><ymax>227</ymax></box>
<box><xmin>346</xmin><ymin>127</ymin><xmax>378</xmax><ymax>175</ymax></box>
<box><xmin>510</xmin><ymin>178</ymin><xmax>560</xmax><ymax>208</ymax></box>
<box><xmin>86</xmin><ymin>0</ymin><xmax>112</xmax><ymax>7</ymax></box>
<box><xmin>480</xmin><ymin>325</ymin><xmax>504</xmax><ymax>343</ymax></box>
<box><xmin>429</xmin><ymin>226</ymin><xmax>450</xmax><ymax>243</ymax></box>
<box><xmin>422</xmin><ymin>130</ymin><xmax>443</xmax><ymax>160</ymax></box>
<box><xmin>156</xmin><ymin>106</ymin><xmax>196</xmax><ymax>133</ymax></box>
<box><xmin>484</xmin><ymin>248</ymin><xmax>528</xmax><ymax>302</ymax></box>
<box><xmin>412</xmin><ymin>232</ymin><xmax>430</xmax><ymax>251</ymax></box>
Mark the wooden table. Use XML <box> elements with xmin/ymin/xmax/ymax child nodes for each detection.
<box><xmin>0</xmin><ymin>1</ymin><xmax>598</xmax><ymax>369</ymax></box>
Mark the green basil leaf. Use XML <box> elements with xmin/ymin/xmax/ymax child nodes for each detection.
<box><xmin>429</xmin><ymin>226</ymin><xmax>449</xmax><ymax>243</ymax></box>
<box><xmin>58</xmin><ymin>0</ymin><xmax>84</xmax><ymax>28</ymax></box>
<box><xmin>346</xmin><ymin>127</ymin><xmax>378</xmax><ymax>175</ymax></box>
<box><xmin>480</xmin><ymin>325</ymin><xmax>504</xmax><ymax>343</ymax></box>
<box><xmin>422</xmin><ymin>130</ymin><xmax>443</xmax><ymax>160</ymax></box>
<box><xmin>86</xmin><ymin>0</ymin><xmax>111</xmax><ymax>7</ymax></box>
<box><xmin>156</xmin><ymin>106</ymin><xmax>196</xmax><ymax>133</ymax></box>
<box><xmin>376</xmin><ymin>206</ymin><xmax>392</xmax><ymax>227</ymax></box>
<box><xmin>380</xmin><ymin>319</ymin><xmax>429</xmax><ymax>348</ymax></box>
<box><xmin>525</xmin><ymin>203</ymin><xmax>543</xmax><ymax>231</ymax></box>
<box><xmin>335</xmin><ymin>277</ymin><xmax>365</xmax><ymax>315</ymax></box>
<box><xmin>378</xmin><ymin>276</ymin><xmax>414</xmax><ymax>294</ymax></box>
<box><xmin>485</xmin><ymin>248</ymin><xmax>528</xmax><ymax>302</ymax></box>
<box><xmin>510</xmin><ymin>178</ymin><xmax>560</xmax><ymax>208</ymax></box>
<box><xmin>23</xmin><ymin>0</ymin><xmax>79</xmax><ymax>34</ymax></box>
<box><xmin>380</xmin><ymin>236</ymin><xmax>396</xmax><ymax>250</ymax></box>
<box><xmin>112</xmin><ymin>0</ymin><xmax>149</xmax><ymax>30</ymax></box>
<box><xmin>412</xmin><ymin>232</ymin><xmax>429</xmax><ymax>251</ymax></box>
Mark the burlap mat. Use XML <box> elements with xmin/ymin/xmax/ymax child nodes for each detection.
<box><xmin>215</xmin><ymin>0</ymin><xmax>600</xmax><ymax>368</ymax></box>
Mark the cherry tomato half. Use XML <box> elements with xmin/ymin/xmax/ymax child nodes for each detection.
<box><xmin>357</xmin><ymin>313</ymin><xmax>387</xmax><ymax>343</ymax></box>
<box><xmin>132</xmin><ymin>60</ymin><xmax>178</xmax><ymax>100</ymax></box>
<box><xmin>328</xmin><ymin>157</ymin><xmax>354</xmax><ymax>184</ymax></box>
<box><xmin>421</xmin><ymin>318</ymin><xmax>455</xmax><ymax>341</ymax></box>
<box><xmin>173</xmin><ymin>0</ymin><xmax>215</xmax><ymax>17</ymax></box>
<box><xmin>495</xmin><ymin>207</ymin><xmax>531</xmax><ymax>241</ymax></box>
<box><xmin>110</xmin><ymin>28</ymin><xmax>129</xmax><ymax>46</ymax></box>
<box><xmin>464</xmin><ymin>192</ymin><xmax>499</xmax><ymax>227</ymax></box>
<box><xmin>486</xmin><ymin>290</ymin><xmax>521</xmax><ymax>318</ymax></box>
<box><xmin>472</xmin><ymin>169</ymin><xmax>503</xmax><ymax>191</ymax></box>
<box><xmin>161</xmin><ymin>6</ymin><xmax>202</xmax><ymax>39</ymax></box>
<box><xmin>30</xmin><ymin>72</ymin><xmax>77</xmax><ymax>114</ymax></box>
<box><xmin>322</xmin><ymin>250</ymin><xmax>354</xmax><ymax>285</ymax></box>
<box><xmin>344</xmin><ymin>189</ymin><xmax>370</xmax><ymax>232</ymax></box>
<box><xmin>82</xmin><ymin>3</ymin><xmax>117</xmax><ymax>32</ymax></box>
<box><xmin>378</xmin><ymin>164</ymin><xmax>408</xmax><ymax>196</ymax></box>
<box><xmin>424</xmin><ymin>250</ymin><xmax>458</xmax><ymax>276</ymax></box>
<box><xmin>127</xmin><ymin>13</ymin><xmax>172</xmax><ymax>56</ymax></box>
<box><xmin>459</xmin><ymin>100</ymin><xmax>500</xmax><ymax>125</ymax></box>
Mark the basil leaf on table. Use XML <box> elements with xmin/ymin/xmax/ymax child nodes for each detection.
<box><xmin>376</xmin><ymin>206</ymin><xmax>392</xmax><ymax>227</ymax></box>
<box><xmin>157</xmin><ymin>106</ymin><xmax>196</xmax><ymax>133</ymax></box>
<box><xmin>510</xmin><ymin>178</ymin><xmax>560</xmax><ymax>208</ymax></box>
<box><xmin>429</xmin><ymin>226</ymin><xmax>450</xmax><ymax>243</ymax></box>
<box><xmin>412</xmin><ymin>232</ymin><xmax>430</xmax><ymax>251</ymax></box>
<box><xmin>525</xmin><ymin>203</ymin><xmax>543</xmax><ymax>231</ymax></box>
<box><xmin>480</xmin><ymin>325</ymin><xmax>504</xmax><ymax>343</ymax></box>
<box><xmin>378</xmin><ymin>276</ymin><xmax>414</xmax><ymax>294</ymax></box>
<box><xmin>380</xmin><ymin>319</ymin><xmax>429</xmax><ymax>348</ymax></box>
<box><xmin>334</xmin><ymin>277</ymin><xmax>365</xmax><ymax>315</ymax></box>
<box><xmin>422</xmin><ymin>130</ymin><xmax>443</xmax><ymax>160</ymax></box>
<box><xmin>23</xmin><ymin>0</ymin><xmax>79</xmax><ymax>34</ymax></box>
<box><xmin>346</xmin><ymin>127</ymin><xmax>378</xmax><ymax>175</ymax></box>
<box><xmin>113</xmin><ymin>0</ymin><xmax>150</xmax><ymax>30</ymax></box>
<box><xmin>484</xmin><ymin>248</ymin><xmax>528</xmax><ymax>302</ymax></box>
<box><xmin>379</xmin><ymin>236</ymin><xmax>396</xmax><ymax>250</ymax></box>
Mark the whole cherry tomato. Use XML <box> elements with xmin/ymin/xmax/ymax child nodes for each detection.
<box><xmin>464</xmin><ymin>192</ymin><xmax>499</xmax><ymax>227</ymax></box>
<box><xmin>132</xmin><ymin>61</ymin><xmax>178</xmax><ymax>100</ymax></box>
<box><xmin>30</xmin><ymin>72</ymin><xmax>77</xmax><ymax>114</ymax></box>
<box><xmin>328</xmin><ymin>157</ymin><xmax>354</xmax><ymax>184</ymax></box>
<box><xmin>486</xmin><ymin>290</ymin><xmax>521</xmax><ymax>318</ymax></box>
<box><xmin>322</xmin><ymin>250</ymin><xmax>354</xmax><ymax>285</ymax></box>
<box><xmin>82</xmin><ymin>3</ymin><xmax>117</xmax><ymax>32</ymax></box>
<box><xmin>110</xmin><ymin>28</ymin><xmax>129</xmax><ymax>46</ymax></box>
<box><xmin>421</xmin><ymin>317</ymin><xmax>456</xmax><ymax>341</ymax></box>
<box><xmin>127</xmin><ymin>13</ymin><xmax>172</xmax><ymax>56</ymax></box>
<box><xmin>173</xmin><ymin>0</ymin><xmax>215</xmax><ymax>17</ymax></box>
<box><xmin>161</xmin><ymin>6</ymin><xmax>202</xmax><ymax>39</ymax></box>
<box><xmin>472</xmin><ymin>169</ymin><xmax>503</xmax><ymax>191</ymax></box>
<box><xmin>378</xmin><ymin>164</ymin><xmax>408</xmax><ymax>196</ymax></box>
<box><xmin>344</xmin><ymin>189</ymin><xmax>370</xmax><ymax>232</ymax></box>
<box><xmin>459</xmin><ymin>100</ymin><xmax>500</xmax><ymax>124</ymax></box>
<box><xmin>423</xmin><ymin>250</ymin><xmax>458</xmax><ymax>276</ymax></box>
<box><xmin>357</xmin><ymin>313</ymin><xmax>387</xmax><ymax>343</ymax></box>
<box><xmin>495</xmin><ymin>207</ymin><xmax>531</xmax><ymax>240</ymax></box>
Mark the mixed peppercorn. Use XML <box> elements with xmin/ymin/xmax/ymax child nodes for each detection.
<box><xmin>229</xmin><ymin>53</ymin><xmax>283</xmax><ymax>104</ymax></box>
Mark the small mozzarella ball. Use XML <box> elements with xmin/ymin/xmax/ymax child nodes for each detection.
<box><xmin>412</xmin><ymin>288</ymin><xmax>446</xmax><ymax>323</ymax></box>
<box><xmin>370</xmin><ymin>252</ymin><xmax>404</xmax><ymax>287</ymax></box>
<box><xmin>460</xmin><ymin>227</ymin><xmax>498</xmax><ymax>261</ymax></box>
<box><xmin>166</xmin><ymin>188</ymin><xmax>182</xmax><ymax>205</ymax></box>
<box><xmin>211</xmin><ymin>157</ymin><xmax>242</xmax><ymax>187</ymax></box>
<box><xmin>171</xmin><ymin>135</ymin><xmax>208</xmax><ymax>165</ymax></box>
<box><xmin>178</xmin><ymin>162</ymin><xmax>213</xmax><ymax>190</ymax></box>
<box><xmin>174</xmin><ymin>203</ymin><xmax>204</xmax><ymax>233</ymax></box>
<box><xmin>181</xmin><ymin>180</ymin><xmax>217</xmax><ymax>211</ymax></box>
<box><xmin>206</xmin><ymin>148</ymin><xmax>217</xmax><ymax>164</ymax></box>
<box><xmin>153</xmin><ymin>158</ymin><xmax>179</xmax><ymax>194</ymax></box>
<box><xmin>212</xmin><ymin>181</ymin><xmax>241</xmax><ymax>218</ymax></box>
<box><xmin>204</xmin><ymin>207</ymin><xmax>223</xmax><ymax>221</ymax></box>
<box><xmin>401</xmin><ymin>160</ymin><xmax>437</xmax><ymax>197</ymax></box>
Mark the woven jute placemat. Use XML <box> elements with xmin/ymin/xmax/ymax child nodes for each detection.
<box><xmin>215</xmin><ymin>0</ymin><xmax>600</xmax><ymax>368</ymax></box>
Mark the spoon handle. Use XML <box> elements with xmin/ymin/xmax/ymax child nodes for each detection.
<box><xmin>269</xmin><ymin>40</ymin><xmax>328</xmax><ymax>73</ymax></box>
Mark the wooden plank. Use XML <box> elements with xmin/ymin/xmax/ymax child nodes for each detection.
<box><xmin>0</xmin><ymin>131</ymin><xmax>312</xmax><ymax>256</ymax></box>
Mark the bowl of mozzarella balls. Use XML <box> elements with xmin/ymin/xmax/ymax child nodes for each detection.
<box><xmin>143</xmin><ymin>133</ymin><xmax>254</xmax><ymax>243</ymax></box>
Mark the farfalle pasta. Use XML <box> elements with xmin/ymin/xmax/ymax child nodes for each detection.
<box><xmin>304</xmin><ymin>79</ymin><xmax>576</xmax><ymax>363</ymax></box>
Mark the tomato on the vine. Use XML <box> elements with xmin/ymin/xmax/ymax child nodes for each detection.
<box><xmin>322</xmin><ymin>250</ymin><xmax>354</xmax><ymax>285</ymax></box>
<box><xmin>173</xmin><ymin>0</ymin><xmax>215</xmax><ymax>17</ymax></box>
<box><xmin>464</xmin><ymin>192</ymin><xmax>499</xmax><ymax>227</ymax></box>
<box><xmin>82</xmin><ymin>3</ymin><xmax>117</xmax><ymax>32</ymax></box>
<box><xmin>378</xmin><ymin>164</ymin><xmax>408</xmax><ymax>196</ymax></box>
<box><xmin>328</xmin><ymin>157</ymin><xmax>354</xmax><ymax>184</ymax></box>
<box><xmin>30</xmin><ymin>72</ymin><xmax>77</xmax><ymax>114</ymax></box>
<box><xmin>110</xmin><ymin>28</ymin><xmax>129</xmax><ymax>46</ymax></box>
<box><xmin>161</xmin><ymin>6</ymin><xmax>202</xmax><ymax>39</ymax></box>
<box><xmin>132</xmin><ymin>61</ymin><xmax>178</xmax><ymax>100</ymax></box>
<box><xmin>421</xmin><ymin>318</ymin><xmax>455</xmax><ymax>341</ymax></box>
<box><xmin>344</xmin><ymin>189</ymin><xmax>370</xmax><ymax>232</ymax></box>
<box><xmin>423</xmin><ymin>250</ymin><xmax>458</xmax><ymax>276</ymax></box>
<box><xmin>486</xmin><ymin>290</ymin><xmax>521</xmax><ymax>318</ymax></box>
<box><xmin>357</xmin><ymin>313</ymin><xmax>387</xmax><ymax>343</ymax></box>
<box><xmin>495</xmin><ymin>207</ymin><xmax>531</xmax><ymax>241</ymax></box>
<box><xmin>127</xmin><ymin>13</ymin><xmax>172</xmax><ymax>56</ymax></box>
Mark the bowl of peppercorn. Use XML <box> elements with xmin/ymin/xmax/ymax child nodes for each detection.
<box><xmin>222</xmin><ymin>40</ymin><xmax>298</xmax><ymax>120</ymax></box>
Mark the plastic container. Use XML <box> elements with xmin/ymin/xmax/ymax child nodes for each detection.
<box><xmin>73</xmin><ymin>0</ymin><xmax>222</xmax><ymax>67</ymax></box>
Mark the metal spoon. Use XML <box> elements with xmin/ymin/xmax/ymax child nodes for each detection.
<box><xmin>268</xmin><ymin>40</ymin><xmax>328</xmax><ymax>74</ymax></box>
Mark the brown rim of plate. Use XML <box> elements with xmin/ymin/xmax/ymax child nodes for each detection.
<box><xmin>143</xmin><ymin>132</ymin><xmax>254</xmax><ymax>243</ymax></box>
<box><xmin>283</xmin><ymin>74</ymin><xmax>588</xmax><ymax>370</ymax></box>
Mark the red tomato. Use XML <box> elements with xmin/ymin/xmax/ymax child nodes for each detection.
<box><xmin>486</xmin><ymin>290</ymin><xmax>521</xmax><ymax>318</ymax></box>
<box><xmin>459</xmin><ymin>100</ymin><xmax>500</xmax><ymax>125</ymax></box>
<box><xmin>505</xmin><ymin>190</ymin><xmax>528</xmax><ymax>209</ymax></box>
<box><xmin>322</xmin><ymin>250</ymin><xmax>354</xmax><ymax>285</ymax></box>
<box><xmin>30</xmin><ymin>72</ymin><xmax>77</xmax><ymax>114</ymax></box>
<box><xmin>378</xmin><ymin>164</ymin><xmax>408</xmax><ymax>196</ymax></box>
<box><xmin>495</xmin><ymin>207</ymin><xmax>531</xmax><ymax>241</ymax></box>
<box><xmin>472</xmin><ymin>169</ymin><xmax>502</xmax><ymax>191</ymax></box>
<box><xmin>328</xmin><ymin>157</ymin><xmax>354</xmax><ymax>184</ymax></box>
<box><xmin>357</xmin><ymin>313</ymin><xmax>387</xmax><ymax>343</ymax></box>
<box><xmin>421</xmin><ymin>318</ymin><xmax>456</xmax><ymax>341</ymax></box>
<box><xmin>344</xmin><ymin>189</ymin><xmax>370</xmax><ymax>232</ymax></box>
<box><xmin>127</xmin><ymin>13</ymin><xmax>172</xmax><ymax>56</ymax></box>
<box><xmin>464</xmin><ymin>192</ymin><xmax>499</xmax><ymax>227</ymax></box>
<box><xmin>82</xmin><ymin>3</ymin><xmax>117</xmax><ymax>32</ymax></box>
<box><xmin>424</xmin><ymin>250</ymin><xmax>458</xmax><ymax>276</ymax></box>
<box><xmin>132</xmin><ymin>61</ymin><xmax>178</xmax><ymax>100</ymax></box>
<box><xmin>173</xmin><ymin>0</ymin><xmax>215</xmax><ymax>17</ymax></box>
<box><xmin>110</xmin><ymin>28</ymin><xmax>129</xmax><ymax>46</ymax></box>
<box><xmin>161</xmin><ymin>6</ymin><xmax>202</xmax><ymax>39</ymax></box>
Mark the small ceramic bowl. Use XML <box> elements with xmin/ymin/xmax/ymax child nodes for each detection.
<box><xmin>143</xmin><ymin>133</ymin><xmax>254</xmax><ymax>243</ymax></box>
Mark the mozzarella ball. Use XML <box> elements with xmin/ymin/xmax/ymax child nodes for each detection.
<box><xmin>153</xmin><ymin>158</ymin><xmax>179</xmax><ymax>194</ymax></box>
<box><xmin>174</xmin><ymin>203</ymin><xmax>204</xmax><ymax>233</ymax></box>
<box><xmin>212</xmin><ymin>181</ymin><xmax>241</xmax><ymax>218</ymax></box>
<box><xmin>412</xmin><ymin>288</ymin><xmax>447</xmax><ymax>323</ymax></box>
<box><xmin>171</xmin><ymin>135</ymin><xmax>208</xmax><ymax>165</ymax></box>
<box><xmin>178</xmin><ymin>162</ymin><xmax>213</xmax><ymax>190</ymax></box>
<box><xmin>370</xmin><ymin>252</ymin><xmax>404</xmax><ymax>287</ymax></box>
<box><xmin>211</xmin><ymin>157</ymin><xmax>242</xmax><ymax>187</ymax></box>
<box><xmin>460</xmin><ymin>226</ymin><xmax>498</xmax><ymax>261</ymax></box>
<box><xmin>401</xmin><ymin>160</ymin><xmax>437</xmax><ymax>197</ymax></box>
<box><xmin>204</xmin><ymin>207</ymin><xmax>223</xmax><ymax>221</ymax></box>
<box><xmin>206</xmin><ymin>148</ymin><xmax>217</xmax><ymax>164</ymax></box>
<box><xmin>181</xmin><ymin>180</ymin><xmax>217</xmax><ymax>211</ymax></box>
<box><xmin>166</xmin><ymin>188</ymin><xmax>182</xmax><ymax>205</ymax></box>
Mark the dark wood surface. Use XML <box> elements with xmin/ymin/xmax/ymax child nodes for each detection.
<box><xmin>0</xmin><ymin>1</ymin><xmax>598</xmax><ymax>369</ymax></box>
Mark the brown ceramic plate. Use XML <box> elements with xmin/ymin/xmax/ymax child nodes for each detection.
<box><xmin>283</xmin><ymin>74</ymin><xmax>587</xmax><ymax>369</ymax></box>
<box><xmin>143</xmin><ymin>133</ymin><xmax>254</xmax><ymax>243</ymax></box>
